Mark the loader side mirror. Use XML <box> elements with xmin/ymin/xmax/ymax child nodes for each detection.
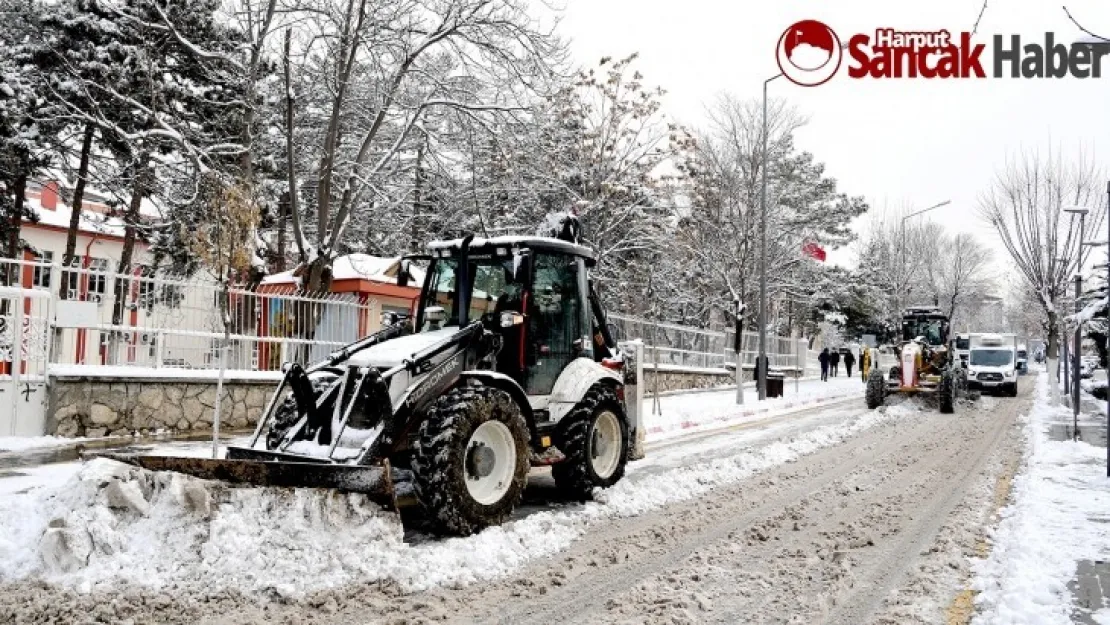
<box><xmin>397</xmin><ymin>259</ymin><xmax>410</xmax><ymax>287</ymax></box>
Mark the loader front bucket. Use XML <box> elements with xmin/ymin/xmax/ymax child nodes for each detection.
<box><xmin>95</xmin><ymin>452</ymin><xmax>397</xmax><ymax>507</ymax></box>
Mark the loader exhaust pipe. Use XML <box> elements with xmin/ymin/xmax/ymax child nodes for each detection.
<box><xmin>456</xmin><ymin>234</ymin><xmax>476</xmax><ymax>327</ymax></box>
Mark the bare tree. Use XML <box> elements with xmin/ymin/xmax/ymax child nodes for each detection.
<box><xmin>280</xmin><ymin>0</ymin><xmax>563</xmax><ymax>292</ymax></box>
<box><xmin>938</xmin><ymin>232</ymin><xmax>993</xmax><ymax>326</ymax></box>
<box><xmin>979</xmin><ymin>150</ymin><xmax>1107</xmax><ymax>365</ymax></box>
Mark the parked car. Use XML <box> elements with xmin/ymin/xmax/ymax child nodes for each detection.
<box><xmin>1080</xmin><ymin>359</ymin><xmax>1096</xmax><ymax>379</ymax></box>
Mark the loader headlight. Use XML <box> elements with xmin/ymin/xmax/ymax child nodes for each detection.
<box><xmin>500</xmin><ymin>311</ymin><xmax>524</xmax><ymax>327</ymax></box>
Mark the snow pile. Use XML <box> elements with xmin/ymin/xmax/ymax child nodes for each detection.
<box><xmin>0</xmin><ymin>406</ymin><xmax>895</xmax><ymax>598</ymax></box>
<box><xmin>0</xmin><ymin>458</ymin><xmax>403</xmax><ymax>597</ymax></box>
<box><xmin>971</xmin><ymin>374</ymin><xmax>1110</xmax><ymax>625</ymax></box>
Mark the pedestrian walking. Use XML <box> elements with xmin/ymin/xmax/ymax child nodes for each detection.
<box><xmin>844</xmin><ymin>350</ymin><xmax>855</xmax><ymax>377</ymax></box>
<box><xmin>819</xmin><ymin>348</ymin><xmax>830</xmax><ymax>381</ymax></box>
<box><xmin>829</xmin><ymin>349</ymin><xmax>840</xmax><ymax>377</ymax></box>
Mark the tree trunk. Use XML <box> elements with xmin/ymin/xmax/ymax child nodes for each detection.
<box><xmin>62</xmin><ymin>123</ymin><xmax>96</xmax><ymax>299</ymax></box>
<box><xmin>1045</xmin><ymin>310</ymin><xmax>1059</xmax><ymax>359</ymax></box>
<box><xmin>302</xmin><ymin>256</ymin><xmax>331</xmax><ymax>293</ymax></box>
<box><xmin>411</xmin><ymin>142</ymin><xmax>424</xmax><ymax>249</ymax></box>
<box><xmin>276</xmin><ymin>191</ymin><xmax>288</xmax><ymax>273</ymax></box>
<box><xmin>7</xmin><ymin>167</ymin><xmax>27</xmax><ymax>264</ymax></box>
<box><xmin>112</xmin><ymin>161</ymin><xmax>147</xmax><ymax>327</ymax></box>
<box><xmin>283</xmin><ymin>27</ymin><xmax>306</xmax><ymax>264</ymax></box>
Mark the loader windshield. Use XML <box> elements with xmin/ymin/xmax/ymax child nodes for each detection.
<box><xmin>970</xmin><ymin>349</ymin><xmax>1013</xmax><ymax>367</ymax></box>
<box><xmin>419</xmin><ymin>256</ymin><xmax>523</xmax><ymax>330</ymax></box>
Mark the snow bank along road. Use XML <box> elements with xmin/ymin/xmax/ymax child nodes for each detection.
<box><xmin>0</xmin><ymin>382</ymin><xmax>1027</xmax><ymax>625</ymax></box>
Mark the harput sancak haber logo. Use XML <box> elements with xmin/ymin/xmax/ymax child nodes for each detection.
<box><xmin>776</xmin><ymin>20</ymin><xmax>843</xmax><ymax>86</ymax></box>
<box><xmin>777</xmin><ymin>21</ymin><xmax>1110</xmax><ymax>86</ymax></box>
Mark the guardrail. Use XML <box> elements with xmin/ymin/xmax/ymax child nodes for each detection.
<box><xmin>607</xmin><ymin>313</ymin><xmax>809</xmax><ymax>374</ymax></box>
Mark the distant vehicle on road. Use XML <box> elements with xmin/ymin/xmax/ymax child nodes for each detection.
<box><xmin>955</xmin><ymin>333</ymin><xmax>971</xmax><ymax>367</ymax></box>
<box><xmin>967</xmin><ymin>333</ymin><xmax>1019</xmax><ymax>397</ymax></box>
<box><xmin>1016</xmin><ymin>345</ymin><xmax>1028</xmax><ymax>374</ymax></box>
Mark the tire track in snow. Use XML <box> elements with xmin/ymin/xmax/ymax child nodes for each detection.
<box><xmin>481</xmin><ymin>407</ymin><xmax>939</xmax><ymax>624</ymax></box>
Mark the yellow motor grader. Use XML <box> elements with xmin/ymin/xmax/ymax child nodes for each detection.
<box><xmin>866</xmin><ymin>306</ymin><xmax>962</xmax><ymax>413</ymax></box>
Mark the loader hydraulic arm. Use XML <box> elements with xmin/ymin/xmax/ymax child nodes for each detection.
<box><xmin>308</xmin><ymin>321</ymin><xmax>407</xmax><ymax>374</ymax></box>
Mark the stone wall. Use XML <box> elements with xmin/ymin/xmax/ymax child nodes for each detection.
<box><xmin>48</xmin><ymin>377</ymin><xmax>275</xmax><ymax>438</ymax></box>
<box><xmin>643</xmin><ymin>366</ymin><xmax>737</xmax><ymax>393</ymax></box>
<box><xmin>642</xmin><ymin>365</ymin><xmax>804</xmax><ymax>394</ymax></box>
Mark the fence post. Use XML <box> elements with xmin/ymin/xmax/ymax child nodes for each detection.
<box><xmin>651</xmin><ymin>321</ymin><xmax>661</xmax><ymax>415</ymax></box>
<box><xmin>155</xmin><ymin>329</ymin><xmax>164</xmax><ymax>368</ymax></box>
<box><xmin>11</xmin><ymin>297</ymin><xmax>23</xmax><ymax>435</ymax></box>
<box><xmin>47</xmin><ymin>263</ymin><xmax>61</xmax><ymax>368</ymax></box>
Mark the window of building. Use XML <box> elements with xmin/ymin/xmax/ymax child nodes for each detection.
<box><xmin>64</xmin><ymin>256</ymin><xmax>110</xmax><ymax>302</ymax></box>
<box><xmin>32</xmin><ymin>251</ymin><xmax>53</xmax><ymax>289</ymax></box>
<box><xmin>87</xmin><ymin>258</ymin><xmax>109</xmax><ymax>301</ymax></box>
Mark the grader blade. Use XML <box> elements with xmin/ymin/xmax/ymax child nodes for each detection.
<box><xmin>96</xmin><ymin>453</ymin><xmax>396</xmax><ymax>505</ymax></box>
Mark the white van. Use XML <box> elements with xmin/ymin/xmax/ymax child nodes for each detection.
<box><xmin>967</xmin><ymin>333</ymin><xmax>1018</xmax><ymax>396</ymax></box>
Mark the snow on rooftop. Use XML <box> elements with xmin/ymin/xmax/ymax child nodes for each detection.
<box><xmin>24</xmin><ymin>193</ymin><xmax>130</xmax><ymax>240</ymax></box>
<box><xmin>262</xmin><ymin>254</ymin><xmax>426</xmax><ymax>286</ymax></box>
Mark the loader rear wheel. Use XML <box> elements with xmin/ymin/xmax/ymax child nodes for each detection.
<box><xmin>412</xmin><ymin>384</ymin><xmax>529</xmax><ymax>536</ymax></box>
<box><xmin>865</xmin><ymin>372</ymin><xmax>885</xmax><ymax>410</ymax></box>
<box><xmin>552</xmin><ymin>385</ymin><xmax>629</xmax><ymax>501</ymax></box>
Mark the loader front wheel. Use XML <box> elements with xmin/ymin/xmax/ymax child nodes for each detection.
<box><xmin>412</xmin><ymin>384</ymin><xmax>529</xmax><ymax>536</ymax></box>
<box><xmin>552</xmin><ymin>385</ymin><xmax>629</xmax><ymax>501</ymax></box>
<box><xmin>939</xmin><ymin>370</ymin><xmax>956</xmax><ymax>414</ymax></box>
<box><xmin>865</xmin><ymin>372</ymin><xmax>885</xmax><ymax>410</ymax></box>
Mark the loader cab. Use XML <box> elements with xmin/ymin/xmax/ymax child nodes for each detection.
<box><xmin>419</xmin><ymin>237</ymin><xmax>610</xmax><ymax>396</ymax></box>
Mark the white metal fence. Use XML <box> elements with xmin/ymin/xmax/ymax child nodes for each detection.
<box><xmin>0</xmin><ymin>259</ymin><xmax>378</xmax><ymax>372</ymax></box>
<box><xmin>0</xmin><ymin>285</ymin><xmax>52</xmax><ymax>435</ymax></box>
<box><xmin>607</xmin><ymin>313</ymin><xmax>811</xmax><ymax>374</ymax></box>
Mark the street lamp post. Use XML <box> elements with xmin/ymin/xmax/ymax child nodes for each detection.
<box><xmin>757</xmin><ymin>42</ymin><xmax>852</xmax><ymax>400</ymax></box>
<box><xmin>1074</xmin><ymin>272</ymin><xmax>1083</xmax><ymax>439</ymax></box>
<box><xmin>757</xmin><ymin>73</ymin><xmax>782</xmax><ymax>401</ymax></box>
<box><xmin>899</xmin><ymin>201</ymin><xmax>952</xmax><ymax>315</ymax></box>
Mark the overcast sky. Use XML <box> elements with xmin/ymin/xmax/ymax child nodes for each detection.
<box><xmin>554</xmin><ymin>0</ymin><xmax>1110</xmax><ymax>280</ymax></box>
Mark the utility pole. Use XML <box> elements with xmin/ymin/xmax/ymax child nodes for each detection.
<box><xmin>1074</xmin><ymin>273</ymin><xmax>1083</xmax><ymax>440</ymax></box>
<box><xmin>735</xmin><ymin>298</ymin><xmax>744</xmax><ymax>405</ymax></box>
<box><xmin>1074</xmin><ymin>183</ymin><xmax>1110</xmax><ymax>475</ymax></box>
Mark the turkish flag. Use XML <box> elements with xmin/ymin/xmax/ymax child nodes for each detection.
<box><xmin>802</xmin><ymin>241</ymin><xmax>826</xmax><ymax>262</ymax></box>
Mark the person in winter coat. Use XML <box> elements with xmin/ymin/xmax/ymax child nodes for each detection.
<box><xmin>819</xmin><ymin>348</ymin><xmax>830</xmax><ymax>381</ymax></box>
<box><xmin>829</xmin><ymin>349</ymin><xmax>841</xmax><ymax>377</ymax></box>
<box><xmin>843</xmin><ymin>350</ymin><xmax>856</xmax><ymax>377</ymax></box>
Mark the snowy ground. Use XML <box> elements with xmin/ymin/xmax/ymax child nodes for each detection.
<box><xmin>647</xmin><ymin>375</ymin><xmax>862</xmax><ymax>440</ymax></box>
<box><xmin>0</xmin><ymin>374</ymin><xmax>1036</xmax><ymax>624</ymax></box>
<box><xmin>971</xmin><ymin>372</ymin><xmax>1110</xmax><ymax>625</ymax></box>
<box><xmin>0</xmin><ymin>435</ymin><xmax>92</xmax><ymax>453</ymax></box>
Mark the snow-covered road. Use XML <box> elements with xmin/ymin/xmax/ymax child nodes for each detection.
<box><xmin>0</xmin><ymin>376</ymin><xmax>1030</xmax><ymax>624</ymax></box>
